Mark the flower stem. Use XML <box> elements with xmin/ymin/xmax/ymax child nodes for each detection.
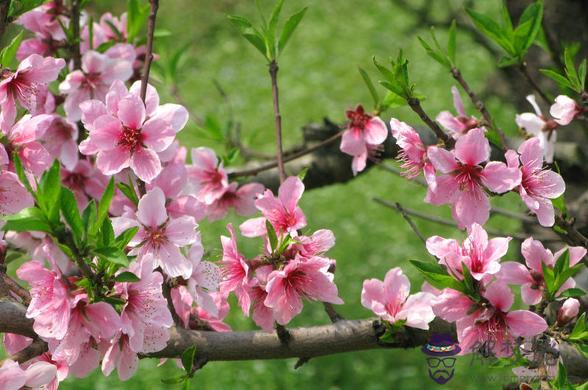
<box><xmin>269</xmin><ymin>60</ymin><xmax>286</xmax><ymax>183</ymax></box>
<box><xmin>140</xmin><ymin>0</ymin><xmax>159</xmax><ymax>102</ymax></box>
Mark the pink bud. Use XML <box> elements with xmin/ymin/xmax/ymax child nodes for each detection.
<box><xmin>557</xmin><ymin>298</ymin><xmax>580</xmax><ymax>325</ymax></box>
<box><xmin>549</xmin><ymin>95</ymin><xmax>581</xmax><ymax>126</ymax></box>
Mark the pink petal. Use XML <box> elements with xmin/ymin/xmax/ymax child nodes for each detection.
<box><xmin>96</xmin><ymin>147</ymin><xmax>130</xmax><ymax>175</ymax></box>
<box><xmin>498</xmin><ymin>262</ymin><xmax>533</xmax><ymax>285</ymax></box>
<box><xmin>483</xmin><ymin>282</ymin><xmax>513</xmax><ymax>312</ymax></box>
<box><xmin>152</xmin><ymin>104</ymin><xmax>189</xmax><ymax>133</ymax></box>
<box><xmin>383</xmin><ymin>267</ymin><xmax>410</xmax><ymax>305</ymax></box>
<box><xmin>521</xmin><ymin>284</ymin><xmax>543</xmax><ymax>305</ymax></box>
<box><xmin>117</xmin><ymin>95</ymin><xmax>146</xmax><ymax>130</ymax></box>
<box><xmin>398</xmin><ymin>292</ymin><xmax>435</xmax><ymax>330</ymax></box>
<box><xmin>518</xmin><ymin>137</ymin><xmax>543</xmax><ymax>171</ymax></box>
<box><xmin>454</xmin><ymin>128</ymin><xmax>489</xmax><ymax>166</ymax></box>
<box><xmin>130</xmin><ymin>147</ymin><xmax>162</xmax><ymax>183</ymax></box>
<box><xmin>427</xmin><ymin>146</ymin><xmax>458</xmax><ymax>173</ymax></box>
<box><xmin>452</xmin><ymin>187</ymin><xmax>490</xmax><ymax>228</ymax></box>
<box><xmin>165</xmin><ymin>216</ymin><xmax>197</xmax><ymax>246</ymax></box>
<box><xmin>340</xmin><ymin>128</ymin><xmax>366</xmax><ymax>156</ymax></box>
<box><xmin>278</xmin><ymin>176</ymin><xmax>304</xmax><ymax>212</ymax></box>
<box><xmin>141</xmin><ymin>118</ymin><xmax>175</xmax><ymax>152</ymax></box>
<box><xmin>363</xmin><ymin>117</ymin><xmax>388</xmax><ymax>144</ymax></box>
<box><xmin>480</xmin><ymin>162</ymin><xmax>521</xmax><ymax>193</ymax></box>
<box><xmin>506</xmin><ymin>310</ymin><xmax>547</xmax><ymax>336</ymax></box>
<box><xmin>137</xmin><ymin>187</ymin><xmax>167</xmax><ymax>227</ymax></box>
<box><xmin>521</xmin><ymin>237</ymin><xmax>553</xmax><ymax>271</ymax></box>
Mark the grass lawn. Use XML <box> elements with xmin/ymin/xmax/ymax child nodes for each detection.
<box><xmin>30</xmin><ymin>0</ymin><xmax>531</xmax><ymax>388</ymax></box>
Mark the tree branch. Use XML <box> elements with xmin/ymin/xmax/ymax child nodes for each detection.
<box><xmin>269</xmin><ymin>60</ymin><xmax>286</xmax><ymax>183</ymax></box>
<box><xmin>407</xmin><ymin>98</ymin><xmax>453</xmax><ymax>147</ymax></box>
<box><xmin>71</xmin><ymin>0</ymin><xmax>82</xmax><ymax>70</ymax></box>
<box><xmin>140</xmin><ymin>0</ymin><xmax>159</xmax><ymax>102</ymax></box>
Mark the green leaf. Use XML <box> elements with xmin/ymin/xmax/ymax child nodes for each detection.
<box><xmin>380</xmin><ymin>91</ymin><xmax>407</xmax><ymax>110</ymax></box>
<box><xmin>0</xmin><ymin>31</ymin><xmax>24</xmax><ymax>68</ymax></box>
<box><xmin>447</xmin><ymin>20</ymin><xmax>457</xmax><ymax>64</ymax></box>
<box><xmin>541</xmin><ymin>261</ymin><xmax>555</xmax><ymax>296</ymax></box>
<box><xmin>297</xmin><ymin>167</ymin><xmax>309</xmax><ymax>181</ymax></box>
<box><xmin>93</xmin><ymin>178</ymin><xmax>115</xmax><ymax>236</ymax></box>
<box><xmin>127</xmin><ymin>0</ymin><xmax>150</xmax><ymax>42</ymax></box>
<box><xmin>82</xmin><ymin>200</ymin><xmax>97</xmax><ymax>236</ymax></box>
<box><xmin>161</xmin><ymin>375</ymin><xmax>187</xmax><ymax>385</ymax></box>
<box><xmin>497</xmin><ymin>55</ymin><xmax>520</xmax><ymax>68</ymax></box>
<box><xmin>266</xmin><ymin>220</ymin><xmax>278</xmax><ymax>252</ymax></box>
<box><xmin>99</xmin><ymin>218</ymin><xmax>115</xmax><ymax>248</ymax></box>
<box><xmin>11</xmin><ymin>153</ymin><xmax>34</xmax><ymax>195</ymax></box>
<box><xmin>115</xmin><ymin>226</ymin><xmax>139</xmax><ymax>249</ymax></box>
<box><xmin>564</xmin><ymin>46</ymin><xmax>581</xmax><ymax>90</ymax></box>
<box><xmin>559</xmin><ymin>288</ymin><xmax>586</xmax><ymax>298</ymax></box>
<box><xmin>227</xmin><ymin>15</ymin><xmax>268</xmax><ymax>59</ymax></box>
<box><xmin>466</xmin><ymin>8</ymin><xmax>515</xmax><ymax>56</ymax></box>
<box><xmin>358</xmin><ymin>67</ymin><xmax>379</xmax><ymax>108</ymax></box>
<box><xmin>37</xmin><ymin>161</ymin><xmax>62</xmax><ymax>224</ymax></box>
<box><xmin>8</xmin><ymin>0</ymin><xmax>45</xmax><ymax>18</ymax></box>
<box><xmin>95</xmin><ymin>40</ymin><xmax>117</xmax><ymax>54</ymax></box>
<box><xmin>550</xmin><ymin>361</ymin><xmax>573</xmax><ymax>390</ymax></box>
<box><xmin>93</xmin><ymin>247</ymin><xmax>129</xmax><ymax>267</ymax></box>
<box><xmin>181</xmin><ymin>345</ymin><xmax>197</xmax><ymax>373</ymax></box>
<box><xmin>181</xmin><ymin>379</ymin><xmax>191</xmax><ymax>390</ymax></box>
<box><xmin>117</xmin><ymin>182</ymin><xmax>139</xmax><ymax>206</ymax></box>
<box><xmin>114</xmin><ymin>272</ymin><xmax>141</xmax><ymax>283</ymax></box>
<box><xmin>57</xmin><ymin>243</ymin><xmax>75</xmax><ymax>259</ymax></box>
<box><xmin>540</xmin><ymin>68</ymin><xmax>574</xmax><ymax>90</ymax></box>
<box><xmin>513</xmin><ymin>0</ymin><xmax>543</xmax><ymax>56</ymax></box>
<box><xmin>278</xmin><ymin>7</ymin><xmax>307</xmax><ymax>54</ymax></box>
<box><xmin>60</xmin><ymin>188</ymin><xmax>84</xmax><ymax>246</ymax></box>
<box><xmin>418</xmin><ymin>37</ymin><xmax>450</xmax><ymax>69</ymax></box>
<box><xmin>267</xmin><ymin>0</ymin><xmax>285</xmax><ymax>57</ymax></box>
<box><xmin>410</xmin><ymin>260</ymin><xmax>466</xmax><ymax>293</ymax></box>
<box><xmin>2</xmin><ymin>207</ymin><xmax>52</xmax><ymax>233</ymax></box>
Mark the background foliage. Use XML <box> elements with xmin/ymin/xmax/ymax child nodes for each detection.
<box><xmin>22</xmin><ymin>0</ymin><xmax>528</xmax><ymax>388</ymax></box>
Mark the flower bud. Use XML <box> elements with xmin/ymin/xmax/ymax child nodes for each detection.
<box><xmin>557</xmin><ymin>298</ymin><xmax>580</xmax><ymax>325</ymax></box>
<box><xmin>549</xmin><ymin>95</ymin><xmax>581</xmax><ymax>126</ymax></box>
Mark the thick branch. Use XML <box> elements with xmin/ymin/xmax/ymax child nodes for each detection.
<box><xmin>71</xmin><ymin>0</ymin><xmax>81</xmax><ymax>70</ymax></box>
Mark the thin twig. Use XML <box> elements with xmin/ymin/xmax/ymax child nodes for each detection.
<box><xmin>1</xmin><ymin>275</ymin><xmax>31</xmax><ymax>305</ymax></box>
<box><xmin>71</xmin><ymin>0</ymin><xmax>82</xmax><ymax>70</ymax></box>
<box><xmin>229</xmin><ymin>131</ymin><xmax>343</xmax><ymax>178</ymax></box>
<box><xmin>269</xmin><ymin>60</ymin><xmax>286</xmax><ymax>183</ymax></box>
<box><xmin>374</xmin><ymin>197</ymin><xmax>560</xmax><ymax>243</ymax></box>
<box><xmin>407</xmin><ymin>98</ymin><xmax>453</xmax><ymax>147</ymax></box>
<box><xmin>0</xmin><ymin>0</ymin><xmax>10</xmax><ymax>42</ymax></box>
<box><xmin>519</xmin><ymin>63</ymin><xmax>551</xmax><ymax>106</ymax></box>
<box><xmin>140</xmin><ymin>0</ymin><xmax>159</xmax><ymax>102</ymax></box>
<box><xmin>392</xmin><ymin>201</ymin><xmax>427</xmax><ymax>244</ymax></box>
<box><xmin>450</xmin><ymin>67</ymin><xmax>507</xmax><ymax>148</ymax></box>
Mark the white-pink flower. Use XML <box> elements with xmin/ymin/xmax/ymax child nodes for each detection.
<box><xmin>0</xmin><ymin>54</ymin><xmax>64</xmax><ymax>129</ymax></box>
<box><xmin>550</xmin><ymin>95</ymin><xmax>582</xmax><ymax>126</ymax></box>
<box><xmin>41</xmin><ymin>115</ymin><xmax>79</xmax><ymax>170</ymax></box>
<box><xmin>3</xmin><ymin>114</ymin><xmax>54</xmax><ymax>175</ymax></box>
<box><xmin>340</xmin><ymin>105</ymin><xmax>388</xmax><ymax>161</ymax></box>
<box><xmin>515</xmin><ymin>95</ymin><xmax>557</xmax><ymax>163</ymax></box>
<box><xmin>206</xmin><ymin>182</ymin><xmax>264</xmax><ymax>221</ymax></box>
<box><xmin>0</xmin><ymin>171</ymin><xmax>34</xmax><ymax>218</ymax></box>
<box><xmin>426</xmin><ymin>128</ymin><xmax>521</xmax><ymax>228</ymax></box>
<box><xmin>264</xmin><ymin>256</ymin><xmax>343</xmax><ymax>325</ymax></box>
<box><xmin>426</xmin><ymin>223</ymin><xmax>510</xmax><ymax>281</ymax></box>
<box><xmin>509</xmin><ymin>138</ymin><xmax>565</xmax><ymax>226</ymax></box>
<box><xmin>499</xmin><ymin>237</ymin><xmax>586</xmax><ymax>305</ymax></box>
<box><xmin>255</xmin><ymin>176</ymin><xmax>307</xmax><ymax>235</ymax></box>
<box><xmin>361</xmin><ymin>267</ymin><xmax>435</xmax><ymax>329</ymax></box>
<box><xmin>59</xmin><ymin>50</ymin><xmax>133</xmax><ymax>121</ymax></box>
<box><xmin>187</xmin><ymin>147</ymin><xmax>229</xmax><ymax>205</ymax></box>
<box><xmin>79</xmin><ymin>80</ymin><xmax>188</xmax><ymax>182</ymax></box>
<box><xmin>185</xmin><ymin>244</ymin><xmax>221</xmax><ymax>316</ymax></box>
<box><xmin>113</xmin><ymin>187</ymin><xmax>197</xmax><ymax>279</ymax></box>
<box><xmin>436</xmin><ymin>86</ymin><xmax>479</xmax><ymax>138</ymax></box>
<box><xmin>220</xmin><ymin>223</ymin><xmax>251</xmax><ymax>313</ymax></box>
<box><xmin>390</xmin><ymin>118</ymin><xmax>434</xmax><ymax>182</ymax></box>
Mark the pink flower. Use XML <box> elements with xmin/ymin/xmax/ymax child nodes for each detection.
<box><xmin>361</xmin><ymin>267</ymin><xmax>435</xmax><ymax>329</ymax></box>
<box><xmin>16</xmin><ymin>2</ymin><xmax>68</xmax><ymax>60</ymax></box>
<box><xmin>185</xmin><ymin>244</ymin><xmax>221</xmax><ymax>316</ymax></box>
<box><xmin>426</xmin><ymin>128</ymin><xmax>521</xmax><ymax>228</ymax></box>
<box><xmin>16</xmin><ymin>260</ymin><xmax>71</xmax><ymax>340</ymax></box>
<box><xmin>426</xmin><ymin>223</ymin><xmax>510</xmax><ymax>281</ymax></box>
<box><xmin>50</xmin><ymin>296</ymin><xmax>121</xmax><ymax>365</ymax></box>
<box><xmin>41</xmin><ymin>116</ymin><xmax>79</xmax><ymax>170</ymax></box>
<box><xmin>264</xmin><ymin>256</ymin><xmax>343</xmax><ymax>325</ymax></box>
<box><xmin>293</xmin><ymin>229</ymin><xmax>336</xmax><ymax>259</ymax></box>
<box><xmin>0</xmin><ymin>171</ymin><xmax>34</xmax><ymax>218</ymax></box>
<box><xmin>59</xmin><ymin>50</ymin><xmax>133</xmax><ymax>121</ymax></box>
<box><xmin>113</xmin><ymin>187</ymin><xmax>197</xmax><ymax>279</ymax></box>
<box><xmin>0</xmin><ymin>54</ymin><xmax>65</xmax><ymax>129</ymax></box>
<box><xmin>350</xmin><ymin>143</ymin><xmax>384</xmax><ymax>175</ymax></box>
<box><xmin>549</xmin><ymin>95</ymin><xmax>582</xmax><ymax>126</ymax></box>
<box><xmin>79</xmin><ymin>80</ymin><xmax>187</xmax><ymax>182</ymax></box>
<box><xmin>557</xmin><ymin>298</ymin><xmax>580</xmax><ymax>325</ymax></box>
<box><xmin>206</xmin><ymin>182</ymin><xmax>264</xmax><ymax>221</ymax></box>
<box><xmin>390</xmin><ymin>118</ymin><xmax>434</xmax><ymax>182</ymax></box>
<box><xmin>455</xmin><ymin>282</ymin><xmax>547</xmax><ymax>357</ymax></box>
<box><xmin>187</xmin><ymin>147</ymin><xmax>229</xmax><ymax>205</ymax></box>
<box><xmin>220</xmin><ymin>223</ymin><xmax>251</xmax><ymax>313</ymax></box>
<box><xmin>3</xmin><ymin>114</ymin><xmax>54</xmax><ymax>175</ymax></box>
<box><xmin>515</xmin><ymin>95</ymin><xmax>557</xmax><ymax>163</ymax></box>
<box><xmin>510</xmin><ymin>138</ymin><xmax>565</xmax><ymax>226</ymax></box>
<box><xmin>436</xmin><ymin>86</ymin><xmax>479</xmax><ymax>138</ymax></box>
<box><xmin>101</xmin><ymin>335</ymin><xmax>137</xmax><ymax>381</ymax></box>
<box><xmin>256</xmin><ymin>176</ymin><xmax>307</xmax><ymax>235</ymax></box>
<box><xmin>0</xmin><ymin>360</ymin><xmax>26</xmax><ymax>390</ymax></box>
<box><xmin>340</xmin><ymin>105</ymin><xmax>388</xmax><ymax>160</ymax></box>
<box><xmin>117</xmin><ymin>264</ymin><xmax>173</xmax><ymax>355</ymax></box>
<box><xmin>61</xmin><ymin>160</ymin><xmax>108</xmax><ymax>209</ymax></box>
<box><xmin>248</xmin><ymin>265</ymin><xmax>275</xmax><ymax>331</ymax></box>
<box><xmin>499</xmin><ymin>237</ymin><xmax>586</xmax><ymax>305</ymax></box>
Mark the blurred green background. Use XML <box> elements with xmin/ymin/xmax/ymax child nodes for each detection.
<box><xmin>56</xmin><ymin>0</ymin><xmax>529</xmax><ymax>388</ymax></box>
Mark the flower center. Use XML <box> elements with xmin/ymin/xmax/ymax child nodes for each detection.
<box><xmin>118</xmin><ymin>126</ymin><xmax>143</xmax><ymax>153</ymax></box>
<box><xmin>144</xmin><ymin>226</ymin><xmax>167</xmax><ymax>248</ymax></box>
<box><xmin>346</xmin><ymin>105</ymin><xmax>371</xmax><ymax>130</ymax></box>
<box><xmin>454</xmin><ymin>163</ymin><xmax>482</xmax><ymax>192</ymax></box>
